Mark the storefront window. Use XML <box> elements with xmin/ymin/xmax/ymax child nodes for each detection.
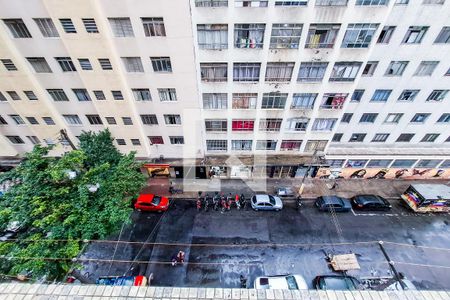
<box><xmin>391</xmin><ymin>159</ymin><xmax>417</xmax><ymax>168</ymax></box>
<box><xmin>345</xmin><ymin>160</ymin><xmax>368</xmax><ymax>168</ymax></box>
<box><xmin>415</xmin><ymin>159</ymin><xmax>442</xmax><ymax>168</ymax></box>
<box><xmin>366</xmin><ymin>160</ymin><xmax>392</xmax><ymax>168</ymax></box>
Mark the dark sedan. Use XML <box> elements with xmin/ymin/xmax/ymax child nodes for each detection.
<box><xmin>313</xmin><ymin>275</ymin><xmax>360</xmax><ymax>291</ymax></box>
<box><xmin>315</xmin><ymin>196</ymin><xmax>352</xmax><ymax>212</ymax></box>
<box><xmin>351</xmin><ymin>194</ymin><xmax>392</xmax><ymax>211</ymax></box>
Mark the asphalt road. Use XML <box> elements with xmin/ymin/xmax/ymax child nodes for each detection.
<box><xmin>80</xmin><ymin>198</ymin><xmax>450</xmax><ymax>290</ymax></box>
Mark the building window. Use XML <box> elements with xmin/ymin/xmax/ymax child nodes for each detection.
<box><xmin>108</xmin><ymin>18</ymin><xmax>134</xmax><ymax>37</ymax></box>
<box><xmin>151</xmin><ymin>57</ymin><xmax>172</xmax><ymax>72</ymax></box>
<box><xmin>341</xmin><ymin>113</ymin><xmax>353</xmax><ymax>123</ymax></box>
<box><xmin>200</xmin><ymin>63</ymin><xmax>227</xmax><ymax>82</ymax></box>
<box><xmin>142</xmin><ymin>17</ymin><xmax>166</xmax><ymax>37</ymax></box>
<box><xmin>410</xmin><ymin>113</ymin><xmax>430</xmax><ymax>123</ymax></box>
<box><xmin>234</xmin><ymin>24</ymin><xmax>265</xmax><ymax>48</ymax></box>
<box><xmin>164</xmin><ymin>114</ymin><xmax>181</xmax><ymax>125</ymax></box>
<box><xmin>42</xmin><ymin>117</ymin><xmax>55</xmax><ymax>125</ymax></box>
<box><xmin>59</xmin><ymin>19</ymin><xmax>76</xmax><ymax>33</ymax></box>
<box><xmin>47</xmin><ymin>89</ymin><xmax>69</xmax><ymax>101</ymax></box>
<box><xmin>116</xmin><ymin>139</ymin><xmax>126</xmax><ymax>146</ymax></box>
<box><xmin>149</xmin><ymin>136</ymin><xmax>164</xmax><ymax>144</ymax></box>
<box><xmin>232</xmin><ymin>93</ymin><xmax>256</xmax><ymax>109</ymax></box>
<box><xmin>423</xmin><ymin>0</ymin><xmax>445</xmax><ymax>3</ymax></box>
<box><xmin>384</xmin><ymin>113</ymin><xmax>403</xmax><ymax>123</ymax></box>
<box><xmin>3</xmin><ymin>19</ymin><xmax>32</xmax><ymax>38</ymax></box>
<box><xmin>232</xmin><ymin>140</ymin><xmax>253</xmax><ymax>151</ymax></box>
<box><xmin>86</xmin><ymin>114</ymin><xmax>103</xmax><ymax>125</ymax></box>
<box><xmin>9</xmin><ymin>115</ymin><xmax>25</xmax><ymax>125</ymax></box>
<box><xmin>33</xmin><ymin>18</ymin><xmax>59</xmax><ymax>37</ymax></box>
<box><xmin>321</xmin><ymin>93</ymin><xmax>348</xmax><ymax>109</ymax></box>
<box><xmin>437</xmin><ymin>113</ymin><xmax>450</xmax><ymax>123</ymax></box>
<box><xmin>206</xmin><ymin>140</ymin><xmax>227</xmax><ymax>151</ymax></box>
<box><xmin>311</xmin><ymin>118</ymin><xmax>337</xmax><ymax>131</ymax></box>
<box><xmin>233</xmin><ymin>63</ymin><xmax>261</xmax><ymax>82</ymax></box>
<box><xmin>366</xmin><ymin>160</ymin><xmax>392</xmax><ymax>168</ymax></box>
<box><xmin>391</xmin><ymin>159</ymin><xmax>416</xmax><ymax>168</ymax></box>
<box><xmin>280</xmin><ymin>140</ymin><xmax>302</xmax><ymax>151</ymax></box>
<box><xmin>265</xmin><ymin>62</ymin><xmax>294</xmax><ymax>82</ymax></box>
<box><xmin>291</xmin><ymin>93</ymin><xmax>316</xmax><ymax>109</ymax></box>
<box><xmin>286</xmin><ymin>118</ymin><xmax>309</xmax><ymax>131</ymax></box>
<box><xmin>370</xmin><ymin>89</ymin><xmax>392</xmax><ymax>102</ymax></box>
<box><xmin>203</xmin><ymin>93</ymin><xmax>228</xmax><ymax>109</ymax></box>
<box><xmin>82</xmin><ymin>18</ymin><xmax>98</xmax><ymax>33</ymax></box>
<box><xmin>26</xmin><ymin>136</ymin><xmax>40</xmax><ymax>145</ymax></box>
<box><xmin>362</xmin><ymin>61</ymin><xmax>378</xmax><ymax>76</ymax></box>
<box><xmin>275</xmin><ymin>0</ymin><xmax>308</xmax><ymax>5</ymax></box>
<box><xmin>72</xmin><ymin>89</ymin><xmax>91</xmax><ymax>101</ymax></box>
<box><xmin>256</xmin><ymin>140</ymin><xmax>277</xmax><ymax>150</ymax></box>
<box><xmin>359</xmin><ymin>113</ymin><xmax>378</xmax><ymax>123</ymax></box>
<box><xmin>315</xmin><ymin>0</ymin><xmax>348</xmax><ymax>6</ymax></box>
<box><xmin>232</xmin><ymin>119</ymin><xmax>255</xmax><ymax>131</ymax></box>
<box><xmin>158</xmin><ymin>88</ymin><xmax>177</xmax><ymax>102</ymax></box>
<box><xmin>341</xmin><ymin>23</ymin><xmax>379</xmax><ymax>48</ymax></box>
<box><xmin>122</xmin><ymin>117</ymin><xmax>133</xmax><ymax>125</ymax></box>
<box><xmin>395</xmin><ymin>90</ymin><xmax>418</xmax><ymax>102</ymax></box>
<box><xmin>396</xmin><ymin>133</ymin><xmax>414</xmax><ymax>142</ymax></box>
<box><xmin>78</xmin><ymin>58</ymin><xmax>93</xmax><ymax>70</ymax></box>
<box><xmin>131</xmin><ymin>139</ymin><xmax>141</xmax><ymax>146</ymax></box>
<box><xmin>0</xmin><ymin>92</ymin><xmax>6</xmax><ymax>101</ymax></box>
<box><xmin>105</xmin><ymin>117</ymin><xmax>117</xmax><ymax>125</ymax></box>
<box><xmin>372</xmin><ymin>133</ymin><xmax>389</xmax><ymax>142</ymax></box>
<box><xmin>377</xmin><ymin>26</ymin><xmax>395</xmax><ymax>43</ymax></box>
<box><xmin>349</xmin><ymin>133</ymin><xmax>366</xmax><ymax>142</ymax></box>
<box><xmin>259</xmin><ymin>119</ymin><xmax>282</xmax><ymax>131</ymax></box>
<box><xmin>326</xmin><ymin>160</ymin><xmax>345</xmax><ymax>168</ymax></box>
<box><xmin>197</xmin><ymin>24</ymin><xmax>228</xmax><ymax>49</ymax></box>
<box><xmin>305</xmin><ymin>24</ymin><xmax>340</xmax><ymax>48</ymax></box>
<box><xmin>235</xmin><ymin>0</ymin><xmax>268</xmax><ymax>7</ymax></box>
<box><xmin>55</xmin><ymin>57</ymin><xmax>77</xmax><ymax>72</ymax></box>
<box><xmin>332</xmin><ymin>133</ymin><xmax>343</xmax><ymax>142</ymax></box>
<box><xmin>111</xmin><ymin>90</ymin><xmax>124</xmax><ymax>100</ymax></box>
<box><xmin>6</xmin><ymin>136</ymin><xmax>25</xmax><ymax>144</ymax></box>
<box><xmin>416</xmin><ymin>159</ymin><xmax>442</xmax><ymax>168</ymax></box>
<box><xmin>434</xmin><ymin>27</ymin><xmax>450</xmax><ymax>43</ymax></box>
<box><xmin>93</xmin><ymin>90</ymin><xmax>106</xmax><ymax>100</ymax></box>
<box><xmin>0</xmin><ymin>115</ymin><xmax>7</xmax><ymax>125</ymax></box>
<box><xmin>195</xmin><ymin>0</ymin><xmax>228</xmax><ymax>7</ymax></box>
<box><xmin>395</xmin><ymin>0</ymin><xmax>409</xmax><ymax>4</ymax></box>
<box><xmin>351</xmin><ymin>89</ymin><xmax>365</xmax><ymax>102</ymax></box>
<box><xmin>426</xmin><ymin>90</ymin><xmax>448</xmax><ymax>102</ymax></box>
<box><xmin>26</xmin><ymin>57</ymin><xmax>52</xmax><ymax>73</ymax></box>
<box><xmin>98</xmin><ymin>58</ymin><xmax>113</xmax><ymax>70</ymax></box>
<box><xmin>270</xmin><ymin>23</ymin><xmax>302</xmax><ymax>49</ymax></box>
<box><xmin>205</xmin><ymin>119</ymin><xmax>228</xmax><ymax>132</ymax></box>
<box><xmin>385</xmin><ymin>61</ymin><xmax>408</xmax><ymax>76</ymax></box>
<box><xmin>121</xmin><ymin>57</ymin><xmax>144</xmax><ymax>72</ymax></box>
<box><xmin>402</xmin><ymin>26</ymin><xmax>428</xmax><ymax>44</ymax></box>
<box><xmin>297</xmin><ymin>62</ymin><xmax>328</xmax><ymax>82</ymax></box>
<box><xmin>261</xmin><ymin>93</ymin><xmax>287</xmax><ymax>109</ymax></box>
<box><xmin>421</xmin><ymin>133</ymin><xmax>440</xmax><ymax>142</ymax></box>
<box><xmin>141</xmin><ymin>114</ymin><xmax>158</xmax><ymax>125</ymax></box>
<box><xmin>329</xmin><ymin>62</ymin><xmax>362</xmax><ymax>81</ymax></box>
<box><xmin>63</xmin><ymin>114</ymin><xmax>82</xmax><ymax>125</ymax></box>
<box><xmin>23</xmin><ymin>91</ymin><xmax>38</xmax><ymax>101</ymax></box>
<box><xmin>132</xmin><ymin>89</ymin><xmax>152</xmax><ymax>101</ymax></box>
<box><xmin>414</xmin><ymin>61</ymin><xmax>439</xmax><ymax>76</ymax></box>
<box><xmin>7</xmin><ymin>91</ymin><xmax>21</xmax><ymax>100</ymax></box>
<box><xmin>356</xmin><ymin>0</ymin><xmax>388</xmax><ymax>4</ymax></box>
<box><xmin>1</xmin><ymin>59</ymin><xmax>17</xmax><ymax>71</ymax></box>
<box><xmin>304</xmin><ymin>140</ymin><xmax>328</xmax><ymax>152</ymax></box>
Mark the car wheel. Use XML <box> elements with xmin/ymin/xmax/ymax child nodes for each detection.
<box><xmin>254</xmin><ymin>208</ymin><xmax>258</xmax><ymax>211</ymax></box>
<box><xmin>275</xmin><ymin>209</ymin><xmax>280</xmax><ymax>212</ymax></box>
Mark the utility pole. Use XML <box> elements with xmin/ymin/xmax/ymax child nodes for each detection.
<box><xmin>60</xmin><ymin>129</ymin><xmax>76</xmax><ymax>150</ymax></box>
<box><xmin>298</xmin><ymin>149</ymin><xmax>318</xmax><ymax>196</ymax></box>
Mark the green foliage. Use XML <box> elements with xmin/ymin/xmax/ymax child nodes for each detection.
<box><xmin>0</xmin><ymin>130</ymin><xmax>146</xmax><ymax>280</ymax></box>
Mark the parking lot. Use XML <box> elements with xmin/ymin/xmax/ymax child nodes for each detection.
<box><xmin>80</xmin><ymin>198</ymin><xmax>450</xmax><ymax>290</ymax></box>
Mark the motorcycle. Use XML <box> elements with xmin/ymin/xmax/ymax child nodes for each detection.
<box><xmin>204</xmin><ymin>194</ymin><xmax>210</xmax><ymax>212</ymax></box>
<box><xmin>235</xmin><ymin>194</ymin><xmax>241</xmax><ymax>210</ymax></box>
<box><xmin>296</xmin><ymin>196</ymin><xmax>303</xmax><ymax>211</ymax></box>
<box><xmin>196</xmin><ymin>197</ymin><xmax>202</xmax><ymax>211</ymax></box>
<box><xmin>213</xmin><ymin>192</ymin><xmax>220</xmax><ymax>211</ymax></box>
<box><xmin>240</xmin><ymin>194</ymin><xmax>247</xmax><ymax>210</ymax></box>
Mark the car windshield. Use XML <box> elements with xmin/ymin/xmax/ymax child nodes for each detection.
<box><xmin>152</xmin><ymin>196</ymin><xmax>161</xmax><ymax>205</ymax></box>
<box><xmin>323</xmin><ymin>277</ymin><xmax>356</xmax><ymax>290</ymax></box>
<box><xmin>269</xmin><ymin>195</ymin><xmax>276</xmax><ymax>205</ymax></box>
<box><xmin>285</xmin><ymin>276</ymin><xmax>298</xmax><ymax>290</ymax></box>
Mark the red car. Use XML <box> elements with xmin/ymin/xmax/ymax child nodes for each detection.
<box><xmin>134</xmin><ymin>194</ymin><xmax>169</xmax><ymax>212</ymax></box>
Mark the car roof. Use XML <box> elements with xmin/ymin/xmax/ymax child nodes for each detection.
<box><xmin>354</xmin><ymin>195</ymin><xmax>384</xmax><ymax>204</ymax></box>
<box><xmin>321</xmin><ymin>196</ymin><xmax>345</xmax><ymax>204</ymax></box>
<box><xmin>137</xmin><ymin>194</ymin><xmax>155</xmax><ymax>203</ymax></box>
<box><xmin>257</xmin><ymin>275</ymin><xmax>307</xmax><ymax>290</ymax></box>
<box><xmin>254</xmin><ymin>194</ymin><xmax>270</xmax><ymax>202</ymax></box>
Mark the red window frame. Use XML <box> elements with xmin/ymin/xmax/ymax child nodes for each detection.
<box><xmin>232</xmin><ymin>120</ymin><xmax>254</xmax><ymax>131</ymax></box>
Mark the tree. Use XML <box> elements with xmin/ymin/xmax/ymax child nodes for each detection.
<box><xmin>0</xmin><ymin>130</ymin><xmax>146</xmax><ymax>280</ymax></box>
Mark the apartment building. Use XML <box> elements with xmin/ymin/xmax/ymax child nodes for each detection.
<box><xmin>0</xmin><ymin>0</ymin><xmax>449</xmax><ymax>174</ymax></box>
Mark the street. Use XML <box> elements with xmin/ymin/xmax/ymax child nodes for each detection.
<box><xmin>80</xmin><ymin>197</ymin><xmax>450</xmax><ymax>290</ymax></box>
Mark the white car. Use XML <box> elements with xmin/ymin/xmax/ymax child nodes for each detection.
<box><xmin>254</xmin><ymin>274</ymin><xmax>308</xmax><ymax>290</ymax></box>
<box><xmin>251</xmin><ymin>194</ymin><xmax>283</xmax><ymax>211</ymax></box>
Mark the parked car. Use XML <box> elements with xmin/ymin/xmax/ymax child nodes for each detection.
<box><xmin>251</xmin><ymin>194</ymin><xmax>283</xmax><ymax>211</ymax></box>
<box><xmin>274</xmin><ymin>187</ymin><xmax>295</xmax><ymax>198</ymax></box>
<box><xmin>96</xmin><ymin>275</ymin><xmax>147</xmax><ymax>286</ymax></box>
<box><xmin>384</xmin><ymin>278</ymin><xmax>417</xmax><ymax>291</ymax></box>
<box><xmin>315</xmin><ymin>196</ymin><xmax>352</xmax><ymax>212</ymax></box>
<box><xmin>254</xmin><ymin>274</ymin><xmax>308</xmax><ymax>290</ymax></box>
<box><xmin>313</xmin><ymin>275</ymin><xmax>360</xmax><ymax>290</ymax></box>
<box><xmin>134</xmin><ymin>194</ymin><xmax>169</xmax><ymax>212</ymax></box>
<box><xmin>351</xmin><ymin>195</ymin><xmax>392</xmax><ymax>211</ymax></box>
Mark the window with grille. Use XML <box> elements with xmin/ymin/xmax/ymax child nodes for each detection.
<box><xmin>280</xmin><ymin>140</ymin><xmax>302</xmax><ymax>151</ymax></box>
<box><xmin>330</xmin><ymin>62</ymin><xmax>362</xmax><ymax>81</ymax></box>
<box><xmin>261</xmin><ymin>93</ymin><xmax>287</xmax><ymax>109</ymax></box>
<box><xmin>47</xmin><ymin>89</ymin><xmax>69</xmax><ymax>101</ymax></box>
<box><xmin>321</xmin><ymin>93</ymin><xmax>348</xmax><ymax>109</ymax></box>
<box><xmin>396</xmin><ymin>133</ymin><xmax>414</xmax><ymax>142</ymax></box>
<box><xmin>234</xmin><ymin>24</ymin><xmax>265</xmax><ymax>48</ymax></box>
<box><xmin>23</xmin><ymin>91</ymin><xmax>37</xmax><ymax>101</ymax></box>
<box><xmin>205</xmin><ymin>119</ymin><xmax>227</xmax><ymax>132</ymax></box>
<box><xmin>33</xmin><ymin>18</ymin><xmax>59</xmax><ymax>37</ymax></box>
<box><xmin>164</xmin><ymin>114</ymin><xmax>181</xmax><ymax>125</ymax></box>
<box><xmin>63</xmin><ymin>114</ymin><xmax>82</xmax><ymax>125</ymax></box>
<box><xmin>122</xmin><ymin>117</ymin><xmax>133</xmax><ymax>125</ymax></box>
<box><xmin>121</xmin><ymin>57</ymin><xmax>144</xmax><ymax>72</ymax></box>
<box><xmin>1</xmin><ymin>59</ymin><xmax>17</xmax><ymax>71</ymax></box>
<box><xmin>265</xmin><ymin>62</ymin><xmax>294</xmax><ymax>82</ymax></box>
<box><xmin>423</xmin><ymin>0</ymin><xmax>445</xmax><ymax>3</ymax></box>
<box><xmin>410</xmin><ymin>113</ymin><xmax>430</xmax><ymax>123</ymax></box>
<box><xmin>111</xmin><ymin>90</ymin><xmax>124</xmax><ymax>100</ymax></box>
<box><xmin>26</xmin><ymin>117</ymin><xmax>39</xmax><ymax>125</ymax></box>
<box><xmin>367</xmin><ymin>160</ymin><xmax>392</xmax><ymax>168</ymax></box>
<box><xmin>304</xmin><ymin>140</ymin><xmax>328</xmax><ymax>151</ymax></box>
<box><xmin>131</xmin><ymin>139</ymin><xmax>141</xmax><ymax>146</ymax></box>
<box><xmin>141</xmin><ymin>114</ymin><xmax>158</xmax><ymax>125</ymax></box>
<box><xmin>98</xmin><ymin>58</ymin><xmax>113</xmax><ymax>70</ymax></box>
<box><xmin>259</xmin><ymin>118</ymin><xmax>282</xmax><ymax>131</ymax></box>
<box><xmin>86</xmin><ymin>114</ymin><xmax>103</xmax><ymax>125</ymax></box>
<box><xmin>297</xmin><ymin>62</ymin><xmax>328</xmax><ymax>82</ymax></box>
<box><xmin>151</xmin><ymin>57</ymin><xmax>172</xmax><ymax>72</ymax></box>
<box><xmin>55</xmin><ymin>57</ymin><xmax>77</xmax><ymax>72</ymax></box>
<box><xmin>26</xmin><ymin>136</ymin><xmax>40</xmax><ymax>145</ymax></box>
<box><xmin>59</xmin><ymin>18</ymin><xmax>76</xmax><ymax>33</ymax></box>
<box><xmin>232</xmin><ymin>93</ymin><xmax>256</xmax><ymax>109</ymax></box>
<box><xmin>105</xmin><ymin>117</ymin><xmax>117</xmax><ymax>125</ymax></box>
<box><xmin>384</xmin><ymin>113</ymin><xmax>403</xmax><ymax>123</ymax></box>
<box><xmin>72</xmin><ymin>89</ymin><xmax>91</xmax><ymax>101</ymax></box>
<box><xmin>356</xmin><ymin>0</ymin><xmax>388</xmax><ymax>5</ymax></box>
<box><xmin>426</xmin><ymin>90</ymin><xmax>448</xmax><ymax>102</ymax></box>
<box><xmin>0</xmin><ymin>116</ymin><xmax>8</xmax><ymax>125</ymax></box>
<box><xmin>385</xmin><ymin>61</ymin><xmax>408</xmax><ymax>76</ymax></box>
<box><xmin>286</xmin><ymin>118</ymin><xmax>309</xmax><ymax>131</ymax></box>
<box><xmin>27</xmin><ymin>57</ymin><xmax>52</xmax><ymax>73</ymax></box>
<box><xmin>232</xmin><ymin>119</ymin><xmax>254</xmax><ymax>131</ymax></box>
<box><xmin>233</xmin><ymin>63</ymin><xmax>261</xmax><ymax>82</ymax></box>
<box><xmin>82</xmin><ymin>18</ymin><xmax>99</xmax><ymax>33</ymax></box>
<box><xmin>342</xmin><ymin>23</ymin><xmax>379</xmax><ymax>48</ymax></box>
<box><xmin>395</xmin><ymin>0</ymin><xmax>409</xmax><ymax>3</ymax></box>
<box><xmin>341</xmin><ymin>113</ymin><xmax>353</xmax><ymax>123</ymax></box>
<box><xmin>7</xmin><ymin>91</ymin><xmax>20</xmax><ymax>100</ymax></box>
<box><xmin>421</xmin><ymin>133</ymin><xmax>440</xmax><ymax>142</ymax></box>
<box><xmin>93</xmin><ymin>90</ymin><xmax>106</xmax><ymax>100</ymax></box>
<box><xmin>42</xmin><ymin>117</ymin><xmax>55</xmax><ymax>125</ymax></box>
<box><xmin>362</xmin><ymin>61</ymin><xmax>378</xmax><ymax>76</ymax></box>
<box><xmin>349</xmin><ymin>133</ymin><xmax>366</xmax><ymax>142</ymax></box>
<box><xmin>0</xmin><ymin>92</ymin><xmax>6</xmax><ymax>102</ymax></box>
<box><xmin>6</xmin><ymin>136</ymin><xmax>25</xmax><ymax>144</ymax></box>
<box><xmin>377</xmin><ymin>26</ymin><xmax>395</xmax><ymax>43</ymax></box>
<box><xmin>351</xmin><ymin>89</ymin><xmax>365</xmax><ymax>102</ymax></box>
<box><xmin>197</xmin><ymin>24</ymin><xmax>228</xmax><ymax>49</ymax></box>
<box><xmin>109</xmin><ymin>18</ymin><xmax>134</xmax><ymax>37</ymax></box>
<box><xmin>305</xmin><ymin>24</ymin><xmax>340</xmax><ymax>48</ymax></box>
<box><xmin>414</xmin><ymin>61</ymin><xmax>439</xmax><ymax>76</ymax></box>
<box><xmin>206</xmin><ymin>140</ymin><xmax>227</xmax><ymax>151</ymax></box>
<box><xmin>170</xmin><ymin>136</ymin><xmax>185</xmax><ymax>144</ymax></box>
<box><xmin>142</xmin><ymin>18</ymin><xmax>166</xmax><ymax>37</ymax></box>
<box><xmin>332</xmin><ymin>134</ymin><xmax>343</xmax><ymax>142</ymax></box>
<box><xmin>370</xmin><ymin>89</ymin><xmax>392</xmax><ymax>102</ymax></box>
<box><xmin>256</xmin><ymin>140</ymin><xmax>277</xmax><ymax>150</ymax></box>
<box><xmin>359</xmin><ymin>113</ymin><xmax>378</xmax><ymax>123</ymax></box>
<box><xmin>437</xmin><ymin>114</ymin><xmax>450</xmax><ymax>123</ymax></box>
<box><xmin>78</xmin><ymin>58</ymin><xmax>93</xmax><ymax>70</ymax></box>
<box><xmin>195</xmin><ymin>0</ymin><xmax>228</xmax><ymax>7</ymax></box>
<box><xmin>200</xmin><ymin>63</ymin><xmax>227</xmax><ymax>82</ymax></box>
<box><xmin>402</xmin><ymin>26</ymin><xmax>428</xmax><ymax>44</ymax></box>
<box><xmin>235</xmin><ymin>0</ymin><xmax>268</xmax><ymax>7</ymax></box>
<box><xmin>291</xmin><ymin>93</ymin><xmax>316</xmax><ymax>109</ymax></box>
<box><xmin>434</xmin><ymin>27</ymin><xmax>450</xmax><ymax>43</ymax></box>
<box><xmin>232</xmin><ymin>140</ymin><xmax>252</xmax><ymax>151</ymax></box>
<box><xmin>203</xmin><ymin>93</ymin><xmax>228</xmax><ymax>109</ymax></box>
<box><xmin>149</xmin><ymin>136</ymin><xmax>164</xmax><ymax>144</ymax></box>
<box><xmin>397</xmin><ymin>90</ymin><xmax>419</xmax><ymax>101</ymax></box>
<box><xmin>9</xmin><ymin>115</ymin><xmax>25</xmax><ymax>125</ymax></box>
<box><xmin>132</xmin><ymin>89</ymin><xmax>152</xmax><ymax>101</ymax></box>
<box><xmin>391</xmin><ymin>159</ymin><xmax>416</xmax><ymax>168</ymax></box>
<box><xmin>275</xmin><ymin>0</ymin><xmax>308</xmax><ymax>5</ymax></box>
<box><xmin>270</xmin><ymin>24</ymin><xmax>302</xmax><ymax>49</ymax></box>
<box><xmin>311</xmin><ymin>118</ymin><xmax>337</xmax><ymax>131</ymax></box>
<box><xmin>158</xmin><ymin>89</ymin><xmax>177</xmax><ymax>101</ymax></box>
<box><xmin>116</xmin><ymin>139</ymin><xmax>126</xmax><ymax>146</ymax></box>
<box><xmin>416</xmin><ymin>159</ymin><xmax>442</xmax><ymax>168</ymax></box>
<box><xmin>315</xmin><ymin>0</ymin><xmax>348</xmax><ymax>5</ymax></box>
<box><xmin>3</xmin><ymin>19</ymin><xmax>32</xmax><ymax>38</ymax></box>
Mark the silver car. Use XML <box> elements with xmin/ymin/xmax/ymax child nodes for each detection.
<box><xmin>251</xmin><ymin>194</ymin><xmax>283</xmax><ymax>211</ymax></box>
<box><xmin>254</xmin><ymin>274</ymin><xmax>308</xmax><ymax>290</ymax></box>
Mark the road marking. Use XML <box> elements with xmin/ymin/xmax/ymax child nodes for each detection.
<box><xmin>351</xmin><ymin>209</ymin><xmax>399</xmax><ymax>217</ymax></box>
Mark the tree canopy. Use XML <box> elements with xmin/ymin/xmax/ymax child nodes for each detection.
<box><xmin>0</xmin><ymin>129</ymin><xmax>146</xmax><ymax>280</ymax></box>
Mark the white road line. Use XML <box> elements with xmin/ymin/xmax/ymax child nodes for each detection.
<box><xmin>351</xmin><ymin>209</ymin><xmax>399</xmax><ymax>217</ymax></box>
